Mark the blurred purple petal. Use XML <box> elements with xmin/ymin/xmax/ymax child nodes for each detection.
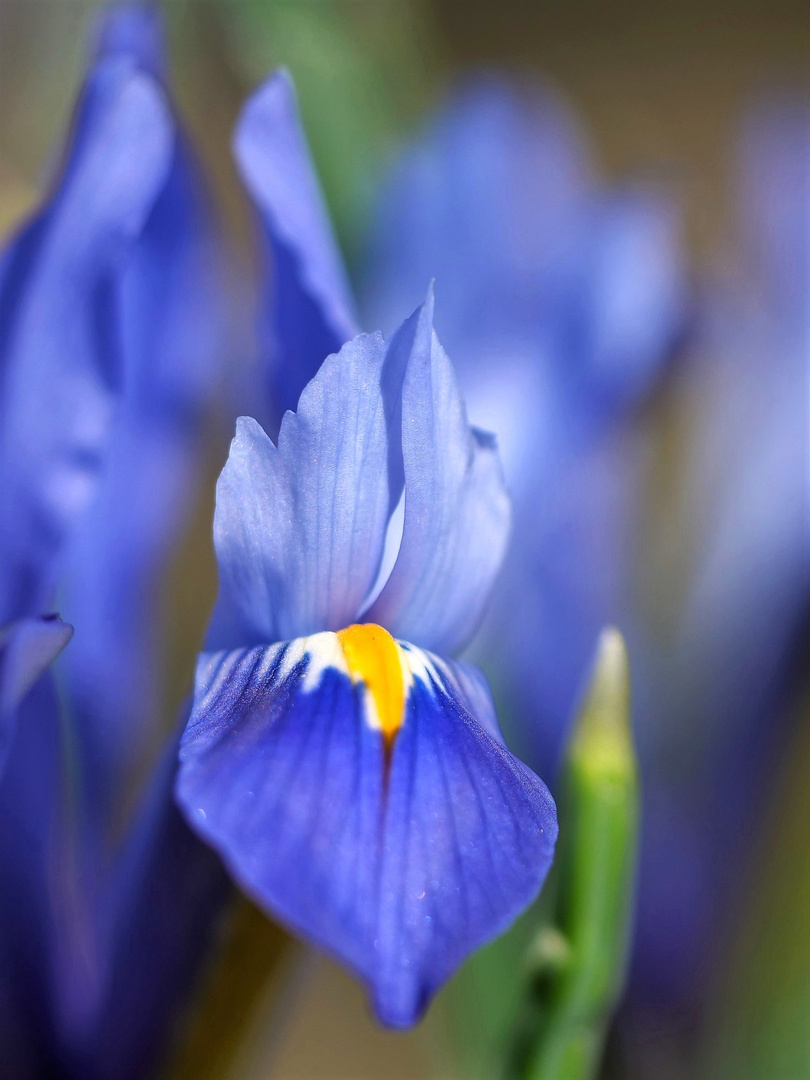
<box><xmin>0</xmin><ymin>58</ymin><xmax>173</xmax><ymax>620</ymax></box>
<box><xmin>234</xmin><ymin>71</ymin><xmax>357</xmax><ymax>426</ymax></box>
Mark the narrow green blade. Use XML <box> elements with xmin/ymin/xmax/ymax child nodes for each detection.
<box><xmin>518</xmin><ymin>628</ymin><xmax>640</xmax><ymax>1080</ymax></box>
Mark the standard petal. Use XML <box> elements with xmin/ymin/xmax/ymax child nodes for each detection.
<box><xmin>176</xmin><ymin>634</ymin><xmax>556</xmax><ymax>1027</ymax></box>
<box><xmin>234</xmin><ymin>70</ymin><xmax>357</xmax><ymax>424</ymax></box>
<box><xmin>368</xmin><ymin>294</ymin><xmax>512</xmax><ymax>655</ymax></box>
<box><xmin>209</xmin><ymin>331</ymin><xmax>394</xmax><ymax>648</ymax></box>
<box><xmin>0</xmin><ymin>57</ymin><xmax>173</xmax><ymax>620</ymax></box>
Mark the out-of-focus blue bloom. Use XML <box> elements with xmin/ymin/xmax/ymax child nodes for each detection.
<box><xmin>0</xmin><ymin>33</ymin><xmax>172</xmax><ymax>621</ymax></box>
<box><xmin>234</xmin><ymin>71</ymin><xmax>358</xmax><ymax>432</ymax></box>
<box><xmin>630</xmin><ymin>99</ymin><xmax>810</xmax><ymax>1026</ymax></box>
<box><xmin>0</xmin><ymin>6</ymin><xmax>229</xmax><ymax>1078</ymax></box>
<box><xmin>0</xmin><ymin>1</ymin><xmax>226</xmax><ymax>790</ymax></box>
<box><xmin>176</xmin><ymin>291</ymin><xmax>558</xmax><ymax>1028</ymax></box>
<box><xmin>361</xmin><ymin>76</ymin><xmax>686</xmax><ymax>773</ymax></box>
<box><xmin>62</xmin><ymin>5</ymin><xmax>227</xmax><ymax>799</ymax></box>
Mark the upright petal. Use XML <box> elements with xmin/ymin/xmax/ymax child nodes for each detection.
<box><xmin>368</xmin><ymin>294</ymin><xmax>512</xmax><ymax>655</ymax></box>
<box><xmin>0</xmin><ymin>57</ymin><xmax>173</xmax><ymax>620</ymax></box>
<box><xmin>176</xmin><ymin>632</ymin><xmax>556</xmax><ymax>1027</ymax></box>
<box><xmin>209</xmin><ymin>331</ymin><xmax>394</xmax><ymax>648</ymax></box>
<box><xmin>60</xmin><ymin>41</ymin><xmax>229</xmax><ymax>784</ymax></box>
<box><xmin>234</xmin><ymin>71</ymin><xmax>357</xmax><ymax>424</ymax></box>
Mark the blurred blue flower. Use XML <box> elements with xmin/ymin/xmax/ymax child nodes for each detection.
<box><xmin>233</xmin><ymin>70</ymin><xmax>359</xmax><ymax>434</ymax></box>
<box><xmin>360</xmin><ymin>76</ymin><xmax>686</xmax><ymax>774</ymax></box>
<box><xmin>175</xmin><ymin>291</ymin><xmax>558</xmax><ymax>1028</ymax></box>
<box><xmin>629</xmin><ymin>97</ymin><xmax>810</xmax><ymax>1028</ymax></box>
<box><xmin>0</xmin><ymin>6</ymin><xmax>229</xmax><ymax>1077</ymax></box>
<box><xmin>0</xmin><ymin>1</ymin><xmax>226</xmax><ymax>793</ymax></box>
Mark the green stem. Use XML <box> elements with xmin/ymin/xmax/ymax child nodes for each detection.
<box><xmin>519</xmin><ymin>628</ymin><xmax>639</xmax><ymax>1080</ymax></box>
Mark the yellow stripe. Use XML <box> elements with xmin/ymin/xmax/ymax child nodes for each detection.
<box><xmin>336</xmin><ymin>623</ymin><xmax>405</xmax><ymax>744</ymax></box>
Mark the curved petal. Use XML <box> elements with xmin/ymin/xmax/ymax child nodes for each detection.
<box><xmin>0</xmin><ymin>58</ymin><xmax>173</xmax><ymax>620</ymax></box>
<box><xmin>61</xmin><ymin>85</ymin><xmax>228</xmax><ymax>782</ymax></box>
<box><xmin>209</xmin><ymin>331</ymin><xmax>395</xmax><ymax>648</ymax></box>
<box><xmin>176</xmin><ymin>633</ymin><xmax>556</xmax><ymax>1027</ymax></box>
<box><xmin>368</xmin><ymin>292</ymin><xmax>512</xmax><ymax>655</ymax></box>
<box><xmin>234</xmin><ymin>70</ymin><xmax>357</xmax><ymax>424</ymax></box>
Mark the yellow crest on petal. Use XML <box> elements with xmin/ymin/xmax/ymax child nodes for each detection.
<box><xmin>336</xmin><ymin>623</ymin><xmax>406</xmax><ymax>745</ymax></box>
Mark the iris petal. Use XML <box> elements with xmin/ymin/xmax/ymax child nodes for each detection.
<box><xmin>0</xmin><ymin>57</ymin><xmax>173</xmax><ymax>619</ymax></box>
<box><xmin>208</xmin><ymin>331</ymin><xmax>394</xmax><ymax>647</ymax></box>
<box><xmin>176</xmin><ymin>634</ymin><xmax>557</xmax><ymax>1027</ymax></box>
<box><xmin>60</xmin><ymin>25</ymin><xmax>227</xmax><ymax>784</ymax></box>
<box><xmin>234</xmin><ymin>70</ymin><xmax>357</xmax><ymax>424</ymax></box>
<box><xmin>368</xmin><ymin>291</ymin><xmax>512</xmax><ymax>655</ymax></box>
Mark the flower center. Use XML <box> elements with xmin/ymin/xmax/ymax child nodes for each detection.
<box><xmin>336</xmin><ymin>623</ymin><xmax>406</xmax><ymax>745</ymax></box>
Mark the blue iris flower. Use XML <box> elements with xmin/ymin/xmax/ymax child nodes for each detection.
<box><xmin>227</xmin><ymin>72</ymin><xmax>683</xmax><ymax>783</ymax></box>
<box><xmin>0</xmin><ymin>6</ymin><xmax>228</xmax><ymax>1077</ymax></box>
<box><xmin>174</xmin><ymin>69</ymin><xmax>686</xmax><ymax>1028</ymax></box>
<box><xmin>175</xmin><ymin>289</ymin><xmax>558</xmax><ymax>1028</ymax></box>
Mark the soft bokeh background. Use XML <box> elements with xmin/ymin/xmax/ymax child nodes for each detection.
<box><xmin>1</xmin><ymin>2</ymin><xmax>808</xmax><ymax>1078</ymax></box>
